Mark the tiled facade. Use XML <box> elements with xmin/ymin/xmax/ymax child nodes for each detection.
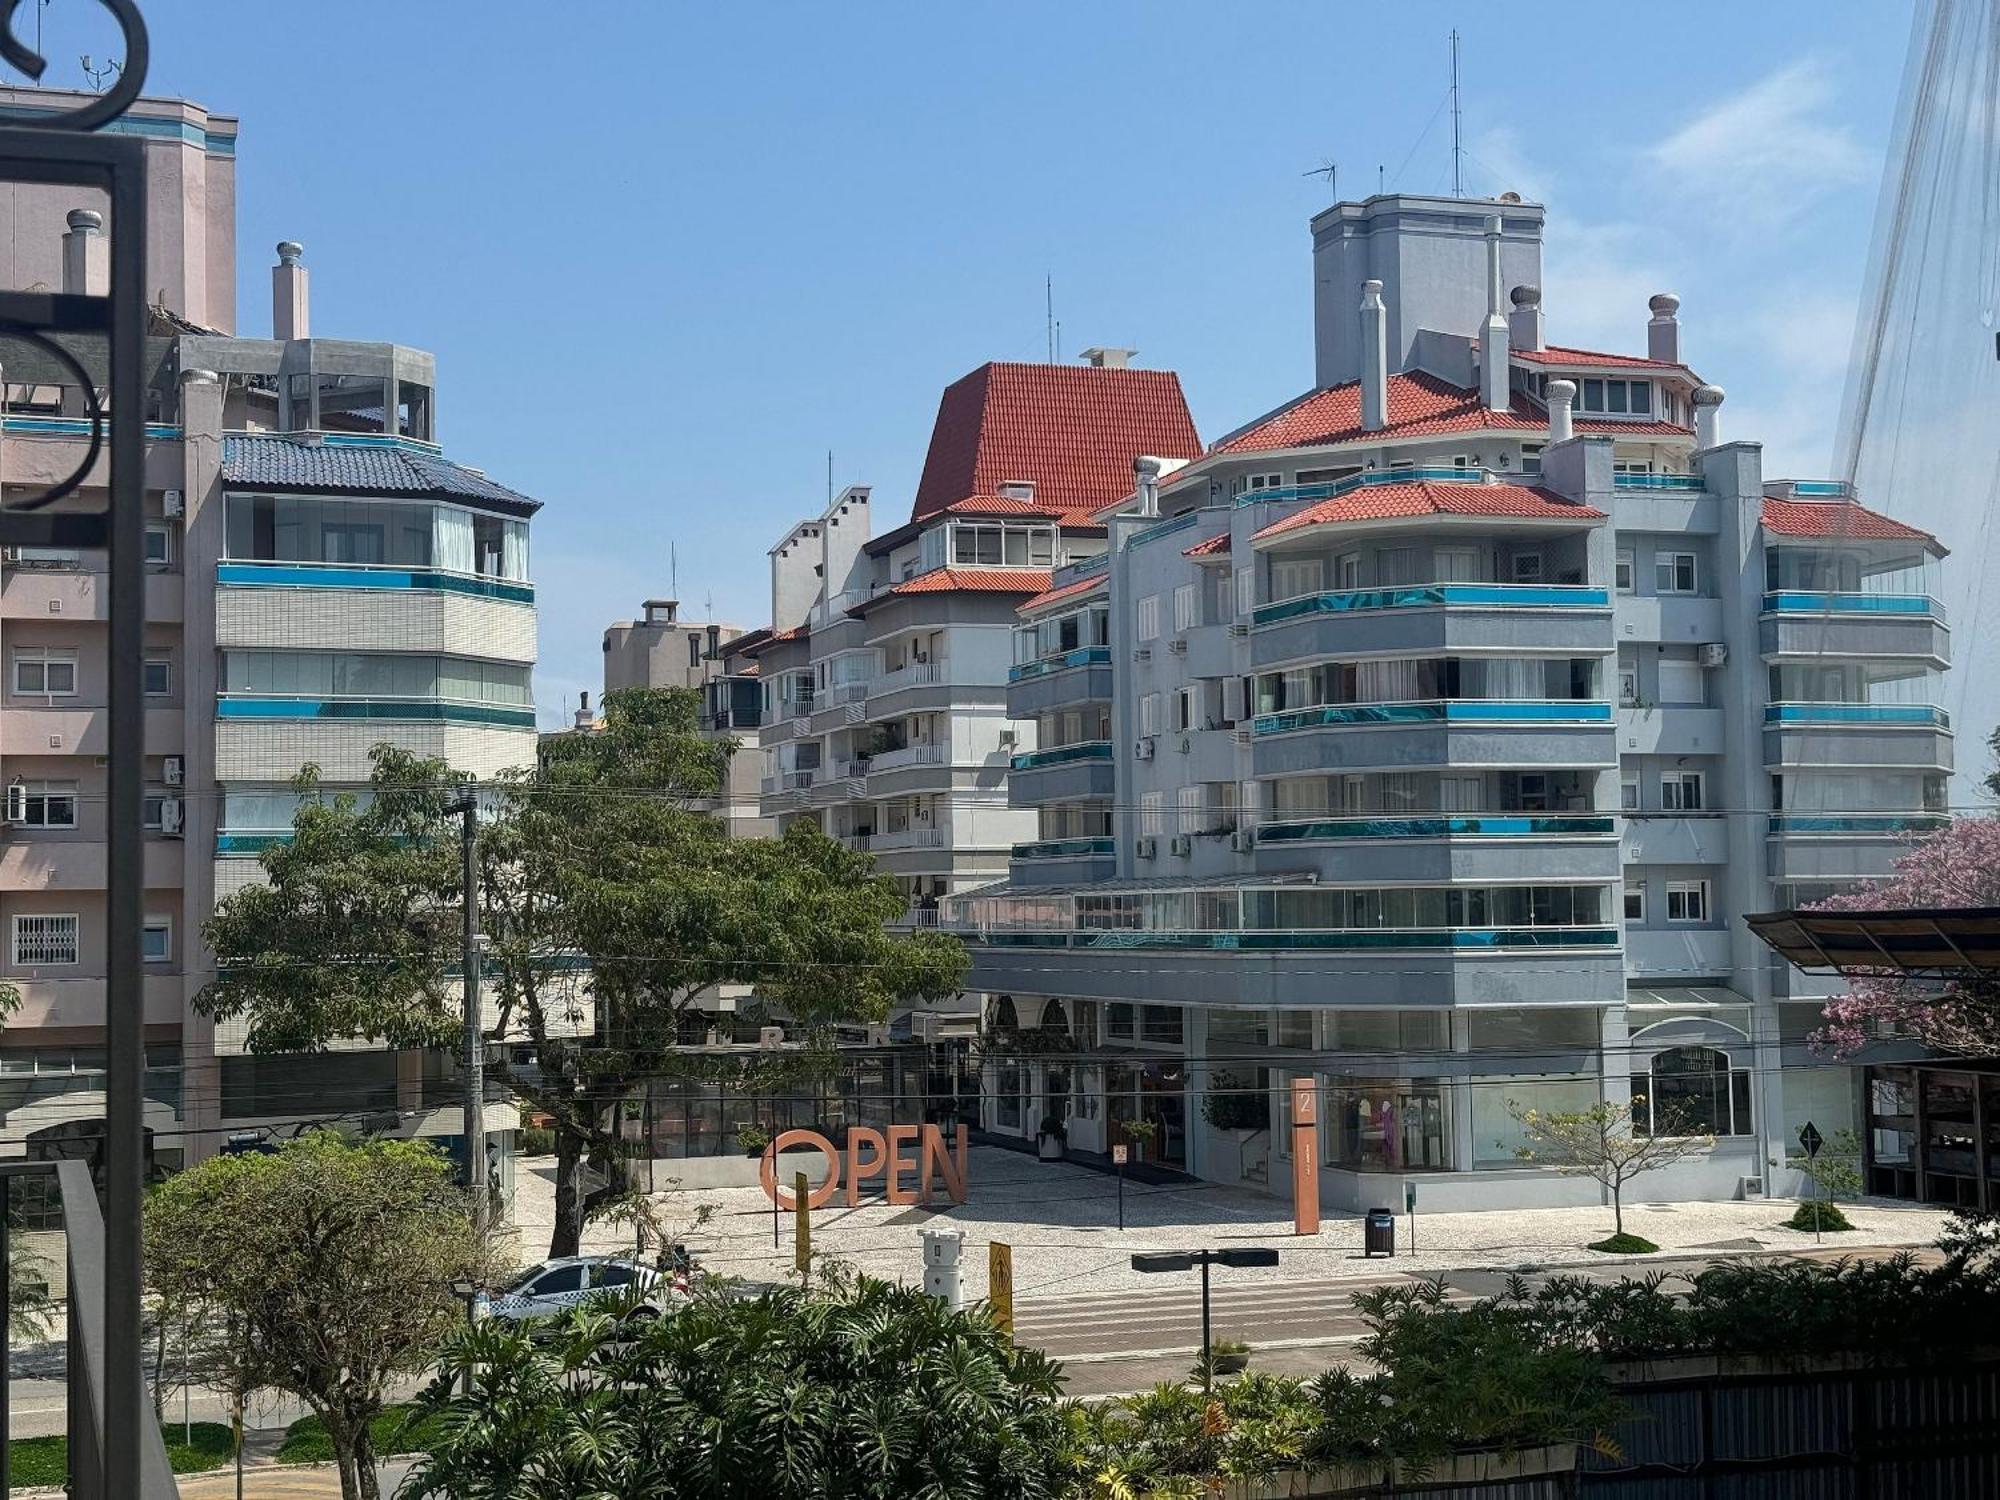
<box><xmin>953</xmin><ymin>195</ymin><xmax>1951</xmax><ymax>1212</ymax></box>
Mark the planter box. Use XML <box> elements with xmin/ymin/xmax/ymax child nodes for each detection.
<box><xmin>1201</xmin><ymin>1443</ymin><xmax>1578</xmax><ymax>1499</ymax></box>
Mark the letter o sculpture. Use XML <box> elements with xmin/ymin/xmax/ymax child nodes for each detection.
<box><xmin>759</xmin><ymin>1130</ymin><xmax>843</xmax><ymax>1210</ymax></box>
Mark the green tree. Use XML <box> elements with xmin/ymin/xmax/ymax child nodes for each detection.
<box><xmin>401</xmin><ymin>1274</ymin><xmax>1073</xmax><ymax>1499</ymax></box>
<box><xmin>144</xmin><ymin>1133</ymin><xmax>491</xmax><ymax>1500</ymax></box>
<box><xmin>1508</xmin><ymin>1097</ymin><xmax>1713</xmax><ymax>1246</ymax></box>
<box><xmin>196</xmin><ymin>687</ymin><xmax>968</xmax><ymax>1257</ymax></box>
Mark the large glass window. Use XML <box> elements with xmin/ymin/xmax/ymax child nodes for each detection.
<box><xmin>1633</xmin><ymin>1045</ymin><xmax>1751</xmax><ymax>1136</ymax></box>
<box><xmin>225</xmin><ymin>494</ymin><xmax>530</xmax><ymax>581</ymax></box>
<box><xmin>1255</xmin><ymin>655</ymin><xmax>1598</xmax><ymax>713</ymax></box>
<box><xmin>223</xmin><ymin>651</ymin><xmax>532</xmax><ymax>705</ymax></box>
<box><xmin>1328</xmin><ymin>1079</ymin><xmax>1448</xmax><ymax>1171</ymax></box>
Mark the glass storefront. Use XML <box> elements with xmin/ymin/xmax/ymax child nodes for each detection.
<box><xmin>1327</xmin><ymin>1078</ymin><xmax>1448</xmax><ymax>1172</ymax></box>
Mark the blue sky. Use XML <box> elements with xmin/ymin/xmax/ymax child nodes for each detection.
<box><xmin>106</xmin><ymin>1</ymin><xmax>1919</xmax><ymax>723</ymax></box>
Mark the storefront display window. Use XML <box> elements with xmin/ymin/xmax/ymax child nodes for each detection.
<box><xmin>1327</xmin><ymin>1079</ymin><xmax>1448</xmax><ymax>1171</ymax></box>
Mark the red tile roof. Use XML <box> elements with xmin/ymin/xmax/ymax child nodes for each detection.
<box><xmin>1760</xmin><ymin>497</ymin><xmax>1936</xmax><ymax>545</ymax></box>
<box><xmin>911</xmin><ymin>362</ymin><xmax>1201</xmax><ymax>522</ymax></box>
<box><xmin>1183</xmin><ymin>533</ymin><xmax>1232</xmax><ymax>559</ymax></box>
<box><xmin>1019</xmin><ymin>570</ymin><xmax>1109</xmax><ymax>615</ymax></box>
<box><xmin>934</xmin><ymin>494</ymin><xmax>1064</xmax><ymax>519</ymax></box>
<box><xmin>1250</xmin><ymin>480</ymin><xmax>1605</xmax><ymax>542</ymax></box>
<box><xmin>1214</xmin><ymin>370</ymin><xmax>1690</xmax><ymax>455</ymax></box>
<box><xmin>851</xmin><ymin>566</ymin><xmax>1053</xmax><ymax>616</ymax></box>
<box><xmin>737</xmin><ymin>624</ymin><xmax>806</xmax><ymax>657</ymax></box>
<box><xmin>1511</xmin><ymin>344</ymin><xmax>1686</xmax><ymax>371</ymax></box>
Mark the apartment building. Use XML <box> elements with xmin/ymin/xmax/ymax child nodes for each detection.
<box><xmin>748</xmin><ymin>357</ymin><xmax>1201</xmax><ymax>932</ymax></box>
<box><xmin>0</xmin><ymin>88</ymin><xmax>539</xmax><ymax>1198</ymax></box>
<box><xmin>955</xmin><ymin>193</ymin><xmax>1952</xmax><ymax>1211</ymax></box>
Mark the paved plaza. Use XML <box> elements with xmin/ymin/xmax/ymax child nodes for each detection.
<box><xmin>508</xmin><ymin>1145</ymin><xmax>1953</xmax><ymax>1304</ymax></box>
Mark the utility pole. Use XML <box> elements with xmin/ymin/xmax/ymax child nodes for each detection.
<box><xmin>446</xmin><ymin>787</ymin><xmax>487</xmax><ymax>1239</ymax></box>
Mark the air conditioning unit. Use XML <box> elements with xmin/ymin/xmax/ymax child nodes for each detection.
<box><xmin>1699</xmin><ymin>642</ymin><xmax>1729</xmax><ymax>668</ymax></box>
<box><xmin>1135</xmin><ymin>736</ymin><xmax>1156</xmax><ymax>761</ymax></box>
<box><xmin>1228</xmin><ymin>622</ymin><xmax>1249</xmax><ymax>638</ymax></box>
<box><xmin>1135</xmin><ymin>836</ymin><xmax>1158</xmax><ymax>859</ymax></box>
<box><xmin>1168</xmin><ymin>638</ymin><xmax>1188</xmax><ymax>655</ymax></box>
<box><xmin>162</xmin><ymin>489</ymin><xmax>184</xmax><ymax>518</ymax></box>
<box><xmin>162</xmin><ymin>755</ymin><xmax>184</xmax><ymax>787</ymax></box>
<box><xmin>1231</xmin><ymin>828</ymin><xmax>1256</xmax><ymax>854</ymax></box>
<box><xmin>1133</xmin><ymin>647</ymin><xmax>1152</xmax><ymax>663</ymax></box>
<box><xmin>1170</xmin><ymin>834</ymin><xmax>1192</xmax><ymax>856</ymax></box>
<box><xmin>997</xmin><ymin>729</ymin><xmax>1018</xmax><ymax>748</ymax></box>
<box><xmin>160</xmin><ymin>797</ymin><xmax>184</xmax><ymax>836</ymax></box>
<box><xmin>1233</xmin><ymin>728</ymin><xmax>1252</xmax><ymax>747</ymax></box>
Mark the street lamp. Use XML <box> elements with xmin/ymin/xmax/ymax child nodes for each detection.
<box><xmin>1131</xmin><ymin>1246</ymin><xmax>1279</xmax><ymax>1390</ymax></box>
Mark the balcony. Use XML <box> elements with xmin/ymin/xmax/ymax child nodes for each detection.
<box><xmin>1011</xmin><ymin>835</ymin><xmax>1115</xmax><ymax>861</ymax></box>
<box><xmin>1253</xmin><ymin>702</ymin><xmax>1615</xmax><ymax>780</ymax></box>
<box><xmin>1617</xmin><ymin>705</ymin><xmax>1726</xmax><ymax>756</ymax></box>
<box><xmin>1008</xmin><ymin>739</ymin><xmax>1115</xmax><ymax>806</ymax></box>
<box><xmin>1764</xmin><ymin>703</ymin><xmax>1949</xmax><ymax>729</ymax></box>
<box><xmin>869</xmin><ymin>826</ymin><xmax>945</xmax><ymax>852</ymax></box>
<box><xmin>1622</xmin><ymin>814</ymin><xmax>1730</xmax><ymax>866</ymax></box>
<box><xmin>1624</xmin><ymin>927</ymin><xmax>1732</xmax><ymax>983</ymax></box>
<box><xmin>1257</xmin><ymin>812</ymin><xmax>1614</xmax><ymax>842</ymax></box>
<box><xmin>1767</xmin><ymin>813</ymin><xmax>1947</xmax><ymax>836</ymax></box>
<box><xmin>1763</xmin><ymin>590</ymin><xmax>1940</xmax><ymax>618</ymax></box>
<box><xmin>1254</xmin><ymin>812</ymin><xmax>1618</xmax><ymax>883</ymax></box>
<box><xmin>1252</xmin><ymin>584</ymin><xmax>1612</xmax><ymax>667</ymax></box>
<box><xmin>1</xmin><ymin>567</ymin><xmax>184</xmax><ymax>623</ymax></box>
<box><xmin>868</xmin><ymin>744</ymin><xmax>946</xmax><ymax>773</ymax></box>
<box><xmin>214</xmin><ymin>695</ymin><xmax>537</xmax><ymax>730</ymax></box>
<box><xmin>216</xmin><ymin>558</ymin><xmax>532</xmax><ymax>606</ymax></box>
<box><xmin>1010</xmin><ymin>740</ymin><xmax>1114</xmax><ymax>771</ymax></box>
<box><xmin>1006</xmin><ymin>647</ymin><xmax>1115</xmax><ymax>718</ymax></box>
<box><xmin>1008</xmin><ymin>645</ymin><xmax>1112</xmax><ymax>683</ymax></box>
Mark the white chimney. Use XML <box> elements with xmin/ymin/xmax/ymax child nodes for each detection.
<box><xmin>1080</xmin><ymin>346</ymin><xmax>1136</xmax><ymax>369</ymax></box>
<box><xmin>1647</xmin><ymin>293</ymin><xmax>1681</xmax><ymax>364</ymax></box>
<box><xmin>1509</xmin><ymin>285</ymin><xmax>1544</xmax><ymax>353</ymax></box>
<box><xmin>1133</xmin><ymin>456</ymin><xmax>1161</xmax><ymax>518</ymax></box>
<box><xmin>1546</xmin><ymin>378</ymin><xmax>1576</xmax><ymax>444</ymax></box>
<box><xmin>1480</xmin><ymin>216</ymin><xmax>1511</xmax><ymax>412</ymax></box>
<box><xmin>1359</xmin><ymin>279</ymin><xmax>1388</xmax><ymax>432</ymax></box>
<box><xmin>61</xmin><ymin>209</ymin><xmax>107</xmax><ymax>297</ymax></box>
<box><xmin>1692</xmin><ymin>383</ymin><xmax>1725</xmax><ymax>449</ymax></box>
<box><xmin>273</xmin><ymin>240</ymin><xmax>310</xmax><ymax>341</ymax></box>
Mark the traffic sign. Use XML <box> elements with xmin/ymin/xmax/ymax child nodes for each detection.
<box><xmin>1798</xmin><ymin>1122</ymin><xmax>1825</xmax><ymax>1159</ymax></box>
<box><xmin>1112</xmin><ymin>1143</ymin><xmax>1128</xmax><ymax>1165</ymax></box>
<box><xmin>989</xmin><ymin>1241</ymin><xmax>1014</xmax><ymax>1334</ymax></box>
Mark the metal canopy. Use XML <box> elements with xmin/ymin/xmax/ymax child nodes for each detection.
<box><xmin>1745</xmin><ymin>906</ymin><xmax>2000</xmax><ymax>978</ymax></box>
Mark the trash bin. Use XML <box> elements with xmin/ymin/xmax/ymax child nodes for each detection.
<box><xmin>1363</xmin><ymin>1207</ymin><xmax>1396</xmax><ymax>1258</ymax></box>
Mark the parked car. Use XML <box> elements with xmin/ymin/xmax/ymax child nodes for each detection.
<box><xmin>476</xmin><ymin>1254</ymin><xmax>687</xmax><ymax>1324</ymax></box>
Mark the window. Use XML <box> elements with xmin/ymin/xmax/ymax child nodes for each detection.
<box><xmin>1238</xmin><ymin>472</ymin><xmax>1283</xmax><ymax>494</ymax></box>
<box><xmin>142</xmin><ymin>918</ymin><xmax>171</xmax><ymax>963</ymax></box>
<box><xmin>1435</xmin><ymin>547</ymin><xmax>1480</xmax><ymax>582</ymax></box>
<box><xmin>12</xmin><ymin>914</ymin><xmax>79</xmax><ymax>966</ymax></box>
<box><xmin>1576</xmin><ymin>378</ymin><xmax>1653</xmax><ymax>415</ymax></box>
<box><xmin>1136</xmin><ymin>594</ymin><xmax>1160</xmax><ymax>642</ymax></box>
<box><xmin>1177</xmin><ymin>785</ymin><xmax>1203</xmax><ymax>834</ymax></box>
<box><xmin>1623</xmin><ymin>882</ymin><xmax>1645</xmax><ymax>922</ymax></box>
<box><xmin>144</xmin><ymin>523</ymin><xmax>174</xmax><ymax>565</ymax></box>
<box><xmin>142</xmin><ymin>792</ymin><xmax>170</xmax><ymax>831</ymax></box>
<box><xmin>1618</xmin><ymin>668</ymin><xmax>1638</xmax><ymax>707</ymax></box>
<box><xmin>1521</xmin><ymin>443</ymin><xmax>1543</xmax><ymax>475</ymax></box>
<box><xmin>1660</xmin><ymin>772</ymin><xmax>1705</xmax><ymax>812</ymax></box>
<box><xmin>12</xmin><ymin>780</ymin><xmax>78</xmax><ymax>828</ymax></box>
<box><xmin>531</xmin><ymin>1265</ymin><xmax>586</xmax><ymax>1296</ymax></box>
<box><xmin>1173</xmin><ymin>687</ymin><xmax>1197</xmax><ymax>733</ymax></box>
<box><xmin>1615</xmin><ymin>550</ymin><xmax>1634</xmax><ymax>593</ymax></box>
<box><xmin>1173</xmin><ymin>583</ymin><xmax>1198</xmax><ymax>634</ymax></box>
<box><xmin>143</xmin><ymin>656</ymin><xmax>172</xmax><ymax>697</ymax></box>
<box><xmin>1235</xmin><ymin>567</ymin><xmax>1254</xmax><ymax>617</ymax></box>
<box><xmin>1657</xmin><ymin>657</ymin><xmax>1704</xmax><ymax>705</ymax></box>
<box><xmin>13</xmin><ymin>649</ymin><xmax>77</xmax><ymax>696</ymax></box>
<box><xmin>1634</xmin><ymin>1045</ymin><xmax>1751</xmax><ymax>1136</ymax></box>
<box><xmin>1336</xmin><ymin>553</ymin><xmax>1362</xmax><ymax>589</ymax></box>
<box><xmin>1620</xmin><ymin>777</ymin><xmax>1639</xmax><ymax>812</ymax></box>
<box><xmin>1665</xmin><ymin>880</ymin><xmax>1710</xmax><ymax>922</ymax></box>
<box><xmin>1511</xmin><ymin>553</ymin><xmax>1544</xmax><ymax>583</ymax></box>
<box><xmin>1656</xmin><ymin>552</ymin><xmax>1698</xmax><ymax>593</ymax></box>
<box><xmin>1138</xmin><ymin>791</ymin><xmax>1165</xmax><ymax>838</ymax></box>
<box><xmin>1139</xmin><ymin>692</ymin><xmax>1161</xmax><ymax>737</ymax></box>
<box><xmin>1270</xmin><ymin>557</ymin><xmax>1324</xmax><ymax>601</ymax></box>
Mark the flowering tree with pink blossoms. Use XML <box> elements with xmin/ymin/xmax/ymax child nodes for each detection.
<box><xmin>1811</xmin><ymin>817</ymin><xmax>2000</xmax><ymax>1056</ymax></box>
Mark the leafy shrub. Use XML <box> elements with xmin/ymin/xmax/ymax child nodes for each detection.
<box><xmin>279</xmin><ymin>1404</ymin><xmax>444</xmax><ymax>1463</ymax></box>
<box><xmin>1201</xmin><ymin>1071</ymin><xmax>1271</xmax><ymax>1133</ymax></box>
<box><xmin>1786</xmin><ymin>1201</ymin><xmax>1854</xmax><ymax>1232</ymax></box>
<box><xmin>1588</xmin><ymin>1232</ymin><xmax>1660</xmax><ymax>1254</ymax></box>
<box><xmin>515</xmin><ymin>1126</ymin><xmax>556</xmax><ymax>1157</ymax></box>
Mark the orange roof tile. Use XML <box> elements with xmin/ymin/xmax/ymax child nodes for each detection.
<box><xmin>1183</xmin><ymin>533</ymin><xmax>1231</xmax><ymax>559</ymax></box>
<box><xmin>1510</xmin><ymin>344</ymin><xmax>1687</xmax><ymax>371</ymax></box>
<box><xmin>851</xmin><ymin>567</ymin><xmax>1053</xmax><ymax>616</ymax></box>
<box><xmin>912</xmin><ymin>362</ymin><xmax>1201</xmax><ymax>522</ymax></box>
<box><xmin>1250</xmin><ymin>480</ymin><xmax>1605</xmax><ymax>542</ymax></box>
<box><xmin>1214</xmin><ymin>371</ymin><xmax>1689</xmax><ymax>455</ymax></box>
<box><xmin>1761</xmin><ymin>497</ymin><xmax>1936</xmax><ymax>545</ymax></box>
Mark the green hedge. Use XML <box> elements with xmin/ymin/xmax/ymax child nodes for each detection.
<box><xmin>279</xmin><ymin>1403</ymin><xmax>445</xmax><ymax>1463</ymax></box>
<box><xmin>9</xmin><ymin>1422</ymin><xmax>235</xmax><ymax>1484</ymax></box>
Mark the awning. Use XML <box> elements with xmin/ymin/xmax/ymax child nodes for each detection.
<box><xmin>1746</xmin><ymin>907</ymin><xmax>2000</xmax><ymax>977</ymax></box>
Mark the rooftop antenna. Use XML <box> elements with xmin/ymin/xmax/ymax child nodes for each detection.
<box><xmin>1449</xmin><ymin>29</ymin><xmax>1464</xmax><ymax>198</ymax></box>
<box><xmin>1045</xmin><ymin>275</ymin><xmax>1054</xmax><ymax>363</ymax></box>
<box><xmin>1378</xmin><ymin>163</ymin><xmax>1385</xmax><ymax>195</ymax></box>
<box><xmin>826</xmin><ymin>448</ymin><xmax>833</xmax><ymax>506</ymax></box>
<box><xmin>1302</xmin><ymin>160</ymin><xmax>1338</xmax><ymax>198</ymax></box>
<box><xmin>670</xmin><ymin>542</ymin><xmax>678</xmax><ymax>601</ymax></box>
<box><xmin>79</xmin><ymin>54</ymin><xmax>121</xmax><ymax>92</ymax></box>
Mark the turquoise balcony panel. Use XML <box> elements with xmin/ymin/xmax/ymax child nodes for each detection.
<box><xmin>1767</xmin><ymin>814</ymin><xmax>1949</xmax><ymax>836</ymax></box>
<box><xmin>1253</xmin><ymin>583</ymin><xmax>1608</xmax><ymax>627</ymax></box>
<box><xmin>977</xmin><ymin>926</ymin><xmax>1620</xmax><ymax>952</ymax></box>
<box><xmin>1257</xmin><ymin>813</ymin><xmax>1615</xmax><ymax>844</ymax></box>
<box><xmin>1010</xmin><ymin>740</ymin><xmax>1114</xmax><ymax>772</ymax></box>
<box><xmin>217</xmin><ymin>697</ymin><xmax>538</xmax><ymax>728</ymax></box>
<box><xmin>217</xmin><ymin>560</ymin><xmax>534</xmax><ymax>606</ymax></box>
<box><xmin>1011</xmin><ymin>837</ymin><xmax>1116</xmax><ymax>861</ymax></box>
<box><xmin>1762</xmin><ymin>591</ymin><xmax>1937</xmax><ymax>617</ymax></box>
<box><xmin>1254</xmin><ymin>700</ymin><xmax>1613</xmax><ymax>735</ymax></box>
<box><xmin>1232</xmin><ymin>466</ymin><xmax>1498</xmax><ymax>509</ymax></box>
<box><xmin>1764</xmin><ymin>703</ymin><xmax>1950</xmax><ymax>729</ymax></box>
<box><xmin>216</xmin><ymin>832</ymin><xmax>289</xmax><ymax>855</ymax></box>
<box><xmin>1610</xmin><ymin>473</ymin><xmax>1706</xmax><ymax>491</ymax></box>
<box><xmin>1008</xmin><ymin>646</ymin><xmax>1112</xmax><ymax>682</ymax></box>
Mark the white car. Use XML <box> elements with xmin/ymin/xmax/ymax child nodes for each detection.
<box><xmin>476</xmin><ymin>1255</ymin><xmax>679</xmax><ymax>1325</ymax></box>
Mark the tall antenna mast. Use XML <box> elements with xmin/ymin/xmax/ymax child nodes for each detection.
<box><xmin>1449</xmin><ymin>29</ymin><xmax>1463</xmax><ymax>198</ymax></box>
<box><xmin>826</xmin><ymin>449</ymin><xmax>833</xmax><ymax>506</ymax></box>
<box><xmin>1045</xmin><ymin>275</ymin><xmax>1054</xmax><ymax>363</ymax></box>
<box><xmin>670</xmin><ymin>541</ymin><xmax>678</xmax><ymax>600</ymax></box>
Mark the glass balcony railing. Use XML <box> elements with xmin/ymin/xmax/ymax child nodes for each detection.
<box><xmin>1008</xmin><ymin>645</ymin><xmax>1112</xmax><ymax>682</ymax></box>
<box><xmin>1767</xmin><ymin>813</ymin><xmax>1949</xmax><ymax>836</ymax></box>
<box><xmin>1253</xmin><ymin>582</ymin><xmax>1608</xmax><ymax>627</ymax></box>
<box><xmin>1611</xmin><ymin>473</ymin><xmax>1705</xmax><ymax>491</ymax></box>
<box><xmin>1253</xmin><ymin>700</ymin><xmax>1613</xmax><ymax>735</ymax></box>
<box><xmin>1764</xmin><ymin>703</ymin><xmax>1950</xmax><ymax>728</ymax></box>
<box><xmin>1229</xmin><ymin>466</ymin><xmax>1497</xmax><ymax>509</ymax></box>
<box><xmin>974</xmin><ymin>926</ymin><xmax>1620</xmax><ymax>952</ymax></box>
<box><xmin>1011</xmin><ymin>740</ymin><xmax>1113</xmax><ymax>771</ymax></box>
<box><xmin>216</xmin><ymin>695</ymin><xmax>537</xmax><ymax>728</ymax></box>
<box><xmin>1256</xmin><ymin>812</ymin><xmax>1615</xmax><ymax>843</ymax></box>
<box><xmin>217</xmin><ymin>559</ymin><xmax>534</xmax><ymax>605</ymax></box>
<box><xmin>1128</xmin><ymin>511</ymin><xmax>1202</xmax><ymax>547</ymax></box>
<box><xmin>1762</xmin><ymin>591</ymin><xmax>1939</xmax><ymax>617</ymax></box>
<box><xmin>1011</xmin><ymin>836</ymin><xmax>1116</xmax><ymax>861</ymax></box>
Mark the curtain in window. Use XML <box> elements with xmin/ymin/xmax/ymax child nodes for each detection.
<box><xmin>434</xmin><ymin>507</ymin><xmax>475</xmax><ymax>574</ymax></box>
<box><xmin>502</xmin><ymin>520</ymin><xmax>529</xmax><ymax>580</ymax></box>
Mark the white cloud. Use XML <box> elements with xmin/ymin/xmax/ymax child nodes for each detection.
<box><xmin>1465</xmin><ymin>125</ymin><xmax>1555</xmax><ymax>207</ymax></box>
<box><xmin>1540</xmin><ymin>221</ymin><xmax>1678</xmax><ymax>355</ymax></box>
<box><xmin>1646</xmin><ymin>59</ymin><xmax>1872</xmax><ymax>229</ymax></box>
